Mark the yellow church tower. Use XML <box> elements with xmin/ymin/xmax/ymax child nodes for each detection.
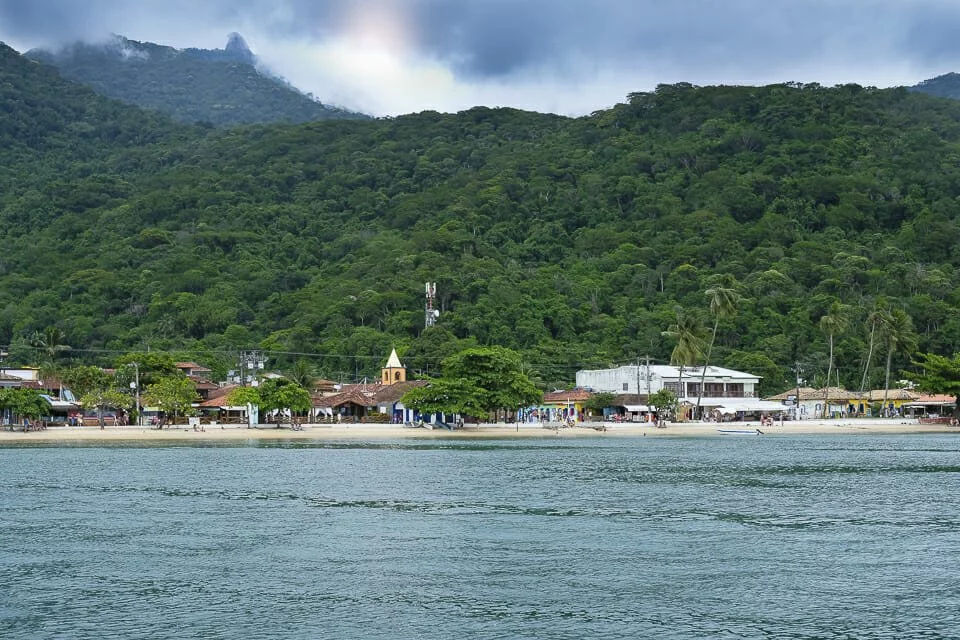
<box><xmin>381</xmin><ymin>348</ymin><xmax>406</xmax><ymax>385</ymax></box>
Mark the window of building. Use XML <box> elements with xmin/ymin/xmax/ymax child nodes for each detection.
<box><xmin>705</xmin><ymin>383</ymin><xmax>724</xmax><ymax>397</ymax></box>
<box><xmin>664</xmin><ymin>382</ymin><xmax>680</xmax><ymax>395</ymax></box>
<box><xmin>623</xmin><ymin>382</ymin><xmax>629</xmax><ymax>391</ymax></box>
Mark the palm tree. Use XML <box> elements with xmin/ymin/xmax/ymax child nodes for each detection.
<box><xmin>859</xmin><ymin>300</ymin><xmax>888</xmax><ymax>395</ymax></box>
<box><xmin>878</xmin><ymin>308</ymin><xmax>917</xmax><ymax>417</ymax></box>
<box><xmin>31</xmin><ymin>327</ymin><xmax>71</xmax><ymax>363</ymax></box>
<box><xmin>31</xmin><ymin>327</ymin><xmax>71</xmax><ymax>399</ymax></box>
<box><xmin>696</xmin><ymin>275</ymin><xmax>742</xmax><ymax>417</ymax></box>
<box><xmin>287</xmin><ymin>359</ymin><xmax>316</xmax><ymax>390</ymax></box>
<box><xmin>819</xmin><ymin>301</ymin><xmax>849</xmax><ymax>418</ymax></box>
<box><xmin>662</xmin><ymin>306</ymin><xmax>704</xmax><ymax>422</ymax></box>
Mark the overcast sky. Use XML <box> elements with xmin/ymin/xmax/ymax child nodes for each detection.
<box><xmin>2</xmin><ymin>0</ymin><xmax>960</xmax><ymax>116</ymax></box>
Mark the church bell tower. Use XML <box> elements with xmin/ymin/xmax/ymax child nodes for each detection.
<box><xmin>381</xmin><ymin>348</ymin><xmax>406</xmax><ymax>386</ymax></box>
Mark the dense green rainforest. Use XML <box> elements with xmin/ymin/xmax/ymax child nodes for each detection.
<box><xmin>2</xmin><ymin>42</ymin><xmax>960</xmax><ymax>393</ymax></box>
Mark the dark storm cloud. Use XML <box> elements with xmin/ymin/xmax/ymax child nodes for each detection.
<box><xmin>403</xmin><ymin>0</ymin><xmax>960</xmax><ymax>77</ymax></box>
<box><xmin>5</xmin><ymin>0</ymin><xmax>960</xmax><ymax>79</ymax></box>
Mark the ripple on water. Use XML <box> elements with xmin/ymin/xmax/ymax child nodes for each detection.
<box><xmin>1</xmin><ymin>434</ymin><xmax>958</xmax><ymax>639</ymax></box>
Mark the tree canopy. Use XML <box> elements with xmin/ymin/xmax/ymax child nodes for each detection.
<box><xmin>908</xmin><ymin>353</ymin><xmax>960</xmax><ymax>407</ymax></box>
<box><xmin>143</xmin><ymin>375</ymin><xmax>199</xmax><ymax>424</ymax></box>
<box><xmin>4</xmin><ymin>42</ymin><xmax>960</xmax><ymax>394</ymax></box>
<box><xmin>401</xmin><ymin>378</ymin><xmax>487</xmax><ymax>418</ymax></box>
<box><xmin>61</xmin><ymin>365</ymin><xmax>131</xmax><ymax>428</ymax></box>
<box><xmin>224</xmin><ymin>378</ymin><xmax>312</xmax><ymax>425</ymax></box>
<box><xmin>0</xmin><ymin>388</ymin><xmax>49</xmax><ymax>422</ymax></box>
<box><xmin>441</xmin><ymin>347</ymin><xmax>543</xmax><ymax>414</ymax></box>
<box><xmin>257</xmin><ymin>378</ymin><xmax>313</xmax><ymax>416</ymax></box>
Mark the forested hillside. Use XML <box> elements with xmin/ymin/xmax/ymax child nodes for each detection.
<box><xmin>3</xmin><ymin>41</ymin><xmax>960</xmax><ymax>392</ymax></box>
<box><xmin>912</xmin><ymin>73</ymin><xmax>960</xmax><ymax>100</ymax></box>
<box><xmin>25</xmin><ymin>34</ymin><xmax>364</xmax><ymax>126</ymax></box>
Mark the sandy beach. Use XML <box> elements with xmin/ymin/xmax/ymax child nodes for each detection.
<box><xmin>0</xmin><ymin>418</ymin><xmax>957</xmax><ymax>443</ymax></box>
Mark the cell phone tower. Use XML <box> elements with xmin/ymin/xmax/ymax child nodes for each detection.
<box><xmin>425</xmin><ymin>282</ymin><xmax>439</xmax><ymax>329</ymax></box>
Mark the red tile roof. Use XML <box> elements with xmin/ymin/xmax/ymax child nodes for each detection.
<box><xmin>176</xmin><ymin>362</ymin><xmax>211</xmax><ymax>371</ymax></box>
<box><xmin>542</xmin><ymin>389</ymin><xmax>593</xmax><ymax>403</ymax></box>
<box><xmin>373</xmin><ymin>380</ymin><xmax>429</xmax><ymax>404</ymax></box>
<box><xmin>313</xmin><ymin>388</ymin><xmax>376</xmax><ymax>409</ymax></box>
<box><xmin>911</xmin><ymin>394</ymin><xmax>956</xmax><ymax>404</ymax></box>
<box><xmin>198</xmin><ymin>384</ymin><xmax>241</xmax><ymax>408</ymax></box>
<box><xmin>866</xmin><ymin>389</ymin><xmax>918</xmax><ymax>401</ymax></box>
<box><xmin>188</xmin><ymin>375</ymin><xmax>220</xmax><ymax>391</ymax></box>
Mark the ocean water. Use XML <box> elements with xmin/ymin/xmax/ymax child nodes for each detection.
<box><xmin>1</xmin><ymin>434</ymin><xmax>958</xmax><ymax>639</ymax></box>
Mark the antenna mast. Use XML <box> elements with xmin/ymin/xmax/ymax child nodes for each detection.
<box><xmin>425</xmin><ymin>282</ymin><xmax>438</xmax><ymax>329</ymax></box>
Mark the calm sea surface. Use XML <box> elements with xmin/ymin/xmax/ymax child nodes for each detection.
<box><xmin>1</xmin><ymin>434</ymin><xmax>958</xmax><ymax>639</ymax></box>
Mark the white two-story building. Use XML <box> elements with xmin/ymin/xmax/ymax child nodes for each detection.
<box><xmin>576</xmin><ymin>364</ymin><xmax>780</xmax><ymax>418</ymax></box>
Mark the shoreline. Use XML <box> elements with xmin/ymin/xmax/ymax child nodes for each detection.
<box><xmin>0</xmin><ymin>419</ymin><xmax>957</xmax><ymax>443</ymax></box>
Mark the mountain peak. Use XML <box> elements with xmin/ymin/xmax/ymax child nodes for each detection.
<box><xmin>224</xmin><ymin>33</ymin><xmax>253</xmax><ymax>63</ymax></box>
<box><xmin>23</xmin><ymin>34</ymin><xmax>366</xmax><ymax>126</ymax></box>
<box><xmin>911</xmin><ymin>72</ymin><xmax>960</xmax><ymax>100</ymax></box>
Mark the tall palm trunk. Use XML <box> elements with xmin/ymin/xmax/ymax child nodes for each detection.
<box><xmin>882</xmin><ymin>349</ymin><xmax>892</xmax><ymax>418</ymax></box>
<box><xmin>823</xmin><ymin>333</ymin><xmax>834</xmax><ymax>419</ymax></box>
<box><xmin>696</xmin><ymin>319</ymin><xmax>719</xmax><ymax>420</ymax></box>
<box><xmin>859</xmin><ymin>321</ymin><xmax>876</xmax><ymax>394</ymax></box>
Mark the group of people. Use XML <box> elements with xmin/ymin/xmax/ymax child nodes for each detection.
<box><xmin>16</xmin><ymin>418</ymin><xmax>47</xmax><ymax>432</ymax></box>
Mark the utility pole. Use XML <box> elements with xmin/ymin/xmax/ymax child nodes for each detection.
<box><xmin>642</xmin><ymin>355</ymin><xmax>653</xmax><ymax>423</ymax></box>
<box><xmin>239</xmin><ymin>351</ymin><xmax>265</xmax><ymax>386</ymax></box>
<box><xmin>133</xmin><ymin>361</ymin><xmax>140</xmax><ymax>427</ymax></box>
<box><xmin>238</xmin><ymin>350</ymin><xmax>265</xmax><ymax>428</ymax></box>
<box><xmin>645</xmin><ymin>354</ymin><xmax>652</xmax><ymax>397</ymax></box>
<box><xmin>794</xmin><ymin>362</ymin><xmax>803</xmax><ymax>421</ymax></box>
<box><xmin>636</xmin><ymin>357</ymin><xmax>641</xmax><ymax>401</ymax></box>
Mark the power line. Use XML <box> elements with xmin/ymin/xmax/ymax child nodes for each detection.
<box><xmin>0</xmin><ymin>343</ymin><xmax>646</xmax><ymax>373</ymax></box>
<box><xmin>0</xmin><ymin>344</ymin><xmax>450</xmax><ymax>362</ymax></box>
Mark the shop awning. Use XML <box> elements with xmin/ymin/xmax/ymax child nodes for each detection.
<box><xmin>716</xmin><ymin>400</ymin><xmax>785</xmax><ymax>413</ymax></box>
<box><xmin>41</xmin><ymin>394</ymin><xmax>78</xmax><ymax>410</ymax></box>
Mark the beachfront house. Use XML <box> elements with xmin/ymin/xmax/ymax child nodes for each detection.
<box><xmin>312</xmin><ymin>386</ymin><xmax>378</xmax><ymax>421</ymax></box>
<box><xmin>610</xmin><ymin>393</ymin><xmax>656</xmax><ymax>422</ymax></box>
<box><xmin>864</xmin><ymin>389</ymin><xmax>918</xmax><ymax>416</ymax></box>
<box><xmin>902</xmin><ymin>394</ymin><xmax>956</xmax><ymax>418</ymax></box>
<box><xmin>763</xmin><ymin>386</ymin><xmax>911</xmax><ymax>418</ymax></box>
<box><xmin>196</xmin><ymin>384</ymin><xmax>259</xmax><ymax>425</ymax></box>
<box><xmin>576</xmin><ymin>364</ymin><xmax>765</xmax><ymax>419</ymax></box>
<box><xmin>0</xmin><ymin>371</ymin><xmax>25</xmax><ymax>389</ymax></box>
<box><xmin>766</xmin><ymin>386</ymin><xmax>846</xmax><ymax>419</ymax></box>
<box><xmin>373</xmin><ymin>380</ymin><xmax>429</xmax><ymax>424</ymax></box>
<box><xmin>1</xmin><ymin>369</ymin><xmax>81</xmax><ymax>425</ymax></box>
<box><xmin>537</xmin><ymin>389</ymin><xmax>593</xmax><ymax>423</ymax></box>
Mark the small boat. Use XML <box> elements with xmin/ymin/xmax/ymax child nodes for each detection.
<box><xmin>717</xmin><ymin>428</ymin><xmax>763</xmax><ymax>435</ymax></box>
